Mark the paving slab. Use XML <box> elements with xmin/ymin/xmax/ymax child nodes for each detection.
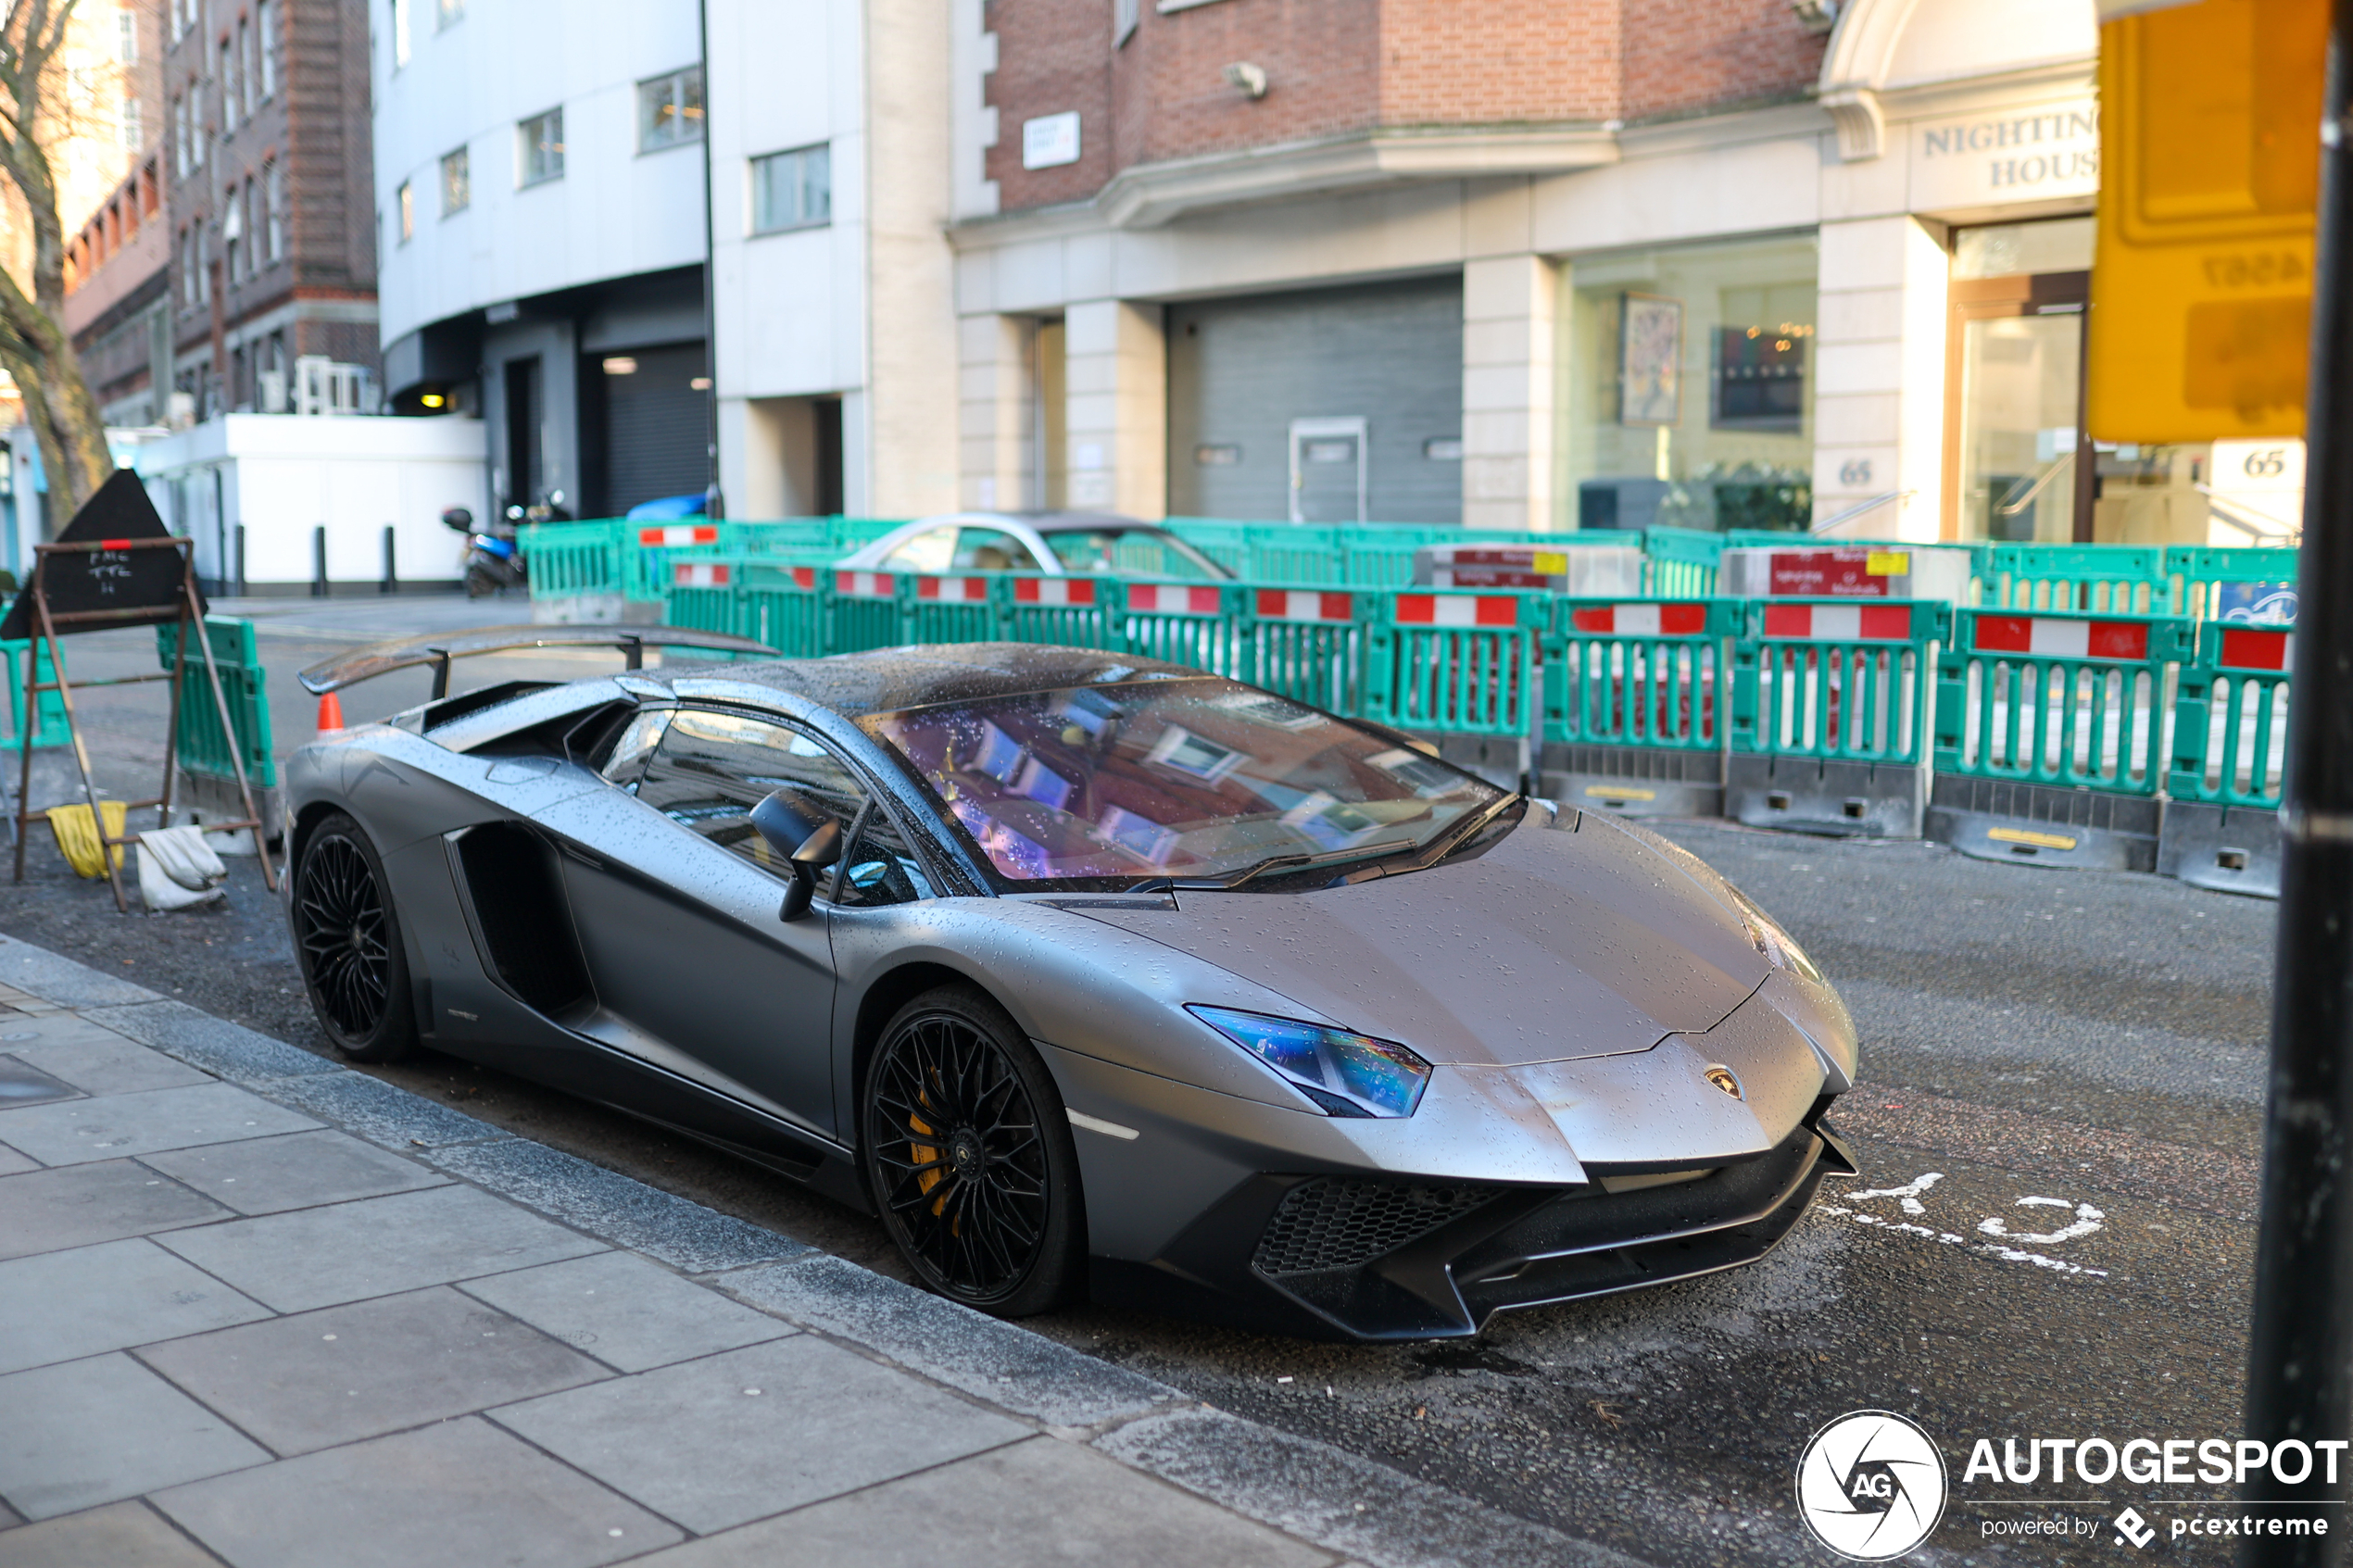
<box><xmin>0</xmin><ymin>1081</ymin><xmax>320</xmax><ymax>1166</ymax></box>
<box><xmin>153</xmin><ymin>1184</ymin><xmax>608</xmax><ymax>1312</ymax></box>
<box><xmin>0</xmin><ymin>1237</ymin><xmax>271</xmax><ymax>1375</ymax></box>
<box><xmin>81</xmin><ymin>1000</ymin><xmax>340</xmax><ymax>1086</ymax></box>
<box><xmin>252</xmin><ymin>1069</ymin><xmax>511</xmax><ymax>1149</ymax></box>
<box><xmin>1094</xmin><ymin>1407</ymin><xmax>1642</xmax><ymax>1568</ymax></box>
<box><xmin>0</xmin><ymin>1159</ymin><xmax>233</xmax><ymax>1261</ymax></box>
<box><xmin>427</xmin><ymin>1138</ymin><xmax>808</xmax><ymax>1273</ymax></box>
<box><xmin>490</xmin><ymin>1336</ymin><xmax>1027</xmax><ymax>1535</ymax></box>
<box><xmin>0</xmin><ymin>1499</ymin><xmax>226</xmax><ymax>1568</ymax></box>
<box><xmin>0</xmin><ymin>1009</ymin><xmax>155</xmax><ymax>1053</ymax></box>
<box><xmin>628</xmin><ymin>1434</ymin><xmax>1336</xmax><ymax>1568</ymax></box>
<box><xmin>0</xmin><ymin>936</ymin><xmax>165</xmax><ymax>1010</ymax></box>
<box><xmin>152</xmin><ymin>1417</ymin><xmax>682</xmax><ymax>1568</ymax></box>
<box><xmin>722</xmin><ymin>1253</ymin><xmax>1178</xmax><ymax>1427</ymax></box>
<box><xmin>0</xmin><ymin>1352</ymin><xmax>271</xmax><ymax>1520</ymax></box>
<box><xmin>138</xmin><ymin>1129</ymin><xmax>447</xmax><ymax>1216</ymax></box>
<box><xmin>0</xmin><ymin>1140</ymin><xmax>36</xmax><ymax>1176</ymax></box>
<box><xmin>0</xmin><ymin>1056</ymin><xmax>80</xmax><ymax>1109</ymax></box>
<box><xmin>2</xmin><ymin>1029</ymin><xmax>215</xmax><ymax>1097</ymax></box>
<box><xmin>458</xmin><ymin>1250</ymin><xmax>792</xmax><ymax>1374</ymax></box>
<box><xmin>141</xmin><ymin>1286</ymin><xmax>610</xmax><ymax>1456</ymax></box>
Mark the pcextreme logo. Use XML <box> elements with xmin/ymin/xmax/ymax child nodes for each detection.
<box><xmin>1795</xmin><ymin>1411</ymin><xmax>1950</xmax><ymax>1561</ymax></box>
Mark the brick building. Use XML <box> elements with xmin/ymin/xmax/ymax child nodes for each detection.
<box><xmin>949</xmin><ymin>0</ymin><xmax>2261</xmax><ymax>548</ymax></box>
<box><xmin>162</xmin><ymin>0</ymin><xmax>380</xmax><ymax>420</ymax></box>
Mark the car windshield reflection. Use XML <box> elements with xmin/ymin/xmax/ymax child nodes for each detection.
<box><xmin>862</xmin><ymin>677</ymin><xmax>1503</xmax><ymax>888</ymax></box>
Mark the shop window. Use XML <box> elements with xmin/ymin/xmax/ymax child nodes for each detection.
<box><xmin>1558</xmin><ymin>233</ymin><xmax>1818</xmax><ymax>533</ymax></box>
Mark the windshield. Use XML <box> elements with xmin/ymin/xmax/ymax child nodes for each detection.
<box><xmin>860</xmin><ymin>677</ymin><xmax>1506</xmax><ymax>888</ymax></box>
<box><xmin>1041</xmin><ymin>527</ymin><xmax>1228</xmax><ymax>582</ymax></box>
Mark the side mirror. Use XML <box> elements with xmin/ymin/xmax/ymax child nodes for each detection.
<box><xmin>750</xmin><ymin>789</ymin><xmax>842</xmax><ymax>922</ymax></box>
<box><xmin>440</xmin><ymin>507</ymin><xmax>474</xmax><ymax>533</ymax></box>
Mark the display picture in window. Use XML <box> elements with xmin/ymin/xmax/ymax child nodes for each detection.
<box><xmin>1713</xmin><ymin>320</ymin><xmax>1809</xmax><ymax>432</ymax></box>
<box><xmin>1618</xmin><ymin>293</ymin><xmax>1682</xmax><ymax>427</ymax></box>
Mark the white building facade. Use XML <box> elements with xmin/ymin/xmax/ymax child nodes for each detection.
<box><xmin>371</xmin><ymin>0</ymin><xmax>959</xmax><ymax>523</ymax></box>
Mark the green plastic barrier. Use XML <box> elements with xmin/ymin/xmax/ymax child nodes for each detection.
<box><xmin>1120</xmin><ymin>581</ymin><xmax>1253</xmax><ymax>680</ymax></box>
<box><xmin>1984</xmin><ymin>544</ymin><xmax>2167</xmax><ymax>616</ymax></box>
<box><xmin>1733</xmin><ymin>598</ymin><xmax>1949</xmax><ymax>767</ymax></box>
<box><xmin>1000</xmin><ymin>573</ymin><xmax>1122</xmax><ymax>651</ymax></box>
<box><xmin>1364</xmin><ymin>589</ymin><xmax>1547</xmax><ymax>737</ymax></box>
<box><xmin>1241</xmin><ymin>586</ymin><xmax>1365</xmax><ymax>716</ymax></box>
<box><xmin>2168</xmin><ymin>619</ymin><xmax>2291</xmax><ymax>808</ymax></box>
<box><xmin>1932</xmin><ymin>607</ymin><xmax>2191</xmax><ymax>796</ymax></box>
<box><xmin>1643</xmin><ymin>528</ymin><xmax>1724</xmax><ymax>597</ymax></box>
<box><xmin>516</xmin><ymin>519</ymin><xmax>627</xmax><ymax>597</ymax></box>
<box><xmin>2164</xmin><ymin>545</ymin><xmax>2297</xmax><ymax>622</ymax></box>
<box><xmin>1544</xmin><ymin>597</ymin><xmax>1741</xmax><ymax>752</ymax></box>
<box><xmin>1</xmin><ymin>637</ymin><xmax>68</xmax><ymax>753</ymax></box>
<box><xmin>906</xmin><ymin>572</ymin><xmax>1000</xmax><ymax>645</ymax></box>
<box><xmin>153</xmin><ymin>617</ymin><xmax>278</xmax><ymax>789</ymax></box>
<box><xmin>829</xmin><ymin>569</ymin><xmax>909</xmax><ymax>654</ymax></box>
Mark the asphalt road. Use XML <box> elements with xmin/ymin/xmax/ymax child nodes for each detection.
<box><xmin>2</xmin><ymin>595</ymin><xmax>2282</xmax><ymax>1567</ymax></box>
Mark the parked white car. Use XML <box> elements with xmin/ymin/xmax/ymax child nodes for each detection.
<box><xmin>836</xmin><ymin>512</ymin><xmax>1233</xmax><ymax>582</ymax></box>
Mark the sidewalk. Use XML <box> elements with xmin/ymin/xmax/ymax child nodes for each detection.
<box><xmin>0</xmin><ymin>932</ymin><xmax>1634</xmax><ymax>1568</ymax></box>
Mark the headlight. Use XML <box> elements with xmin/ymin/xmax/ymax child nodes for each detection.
<box><xmin>1729</xmin><ymin>885</ymin><xmax>1824</xmax><ymax>984</ymax></box>
<box><xmin>1186</xmin><ymin>1005</ymin><xmax>1432</xmax><ymax>1118</ymax></box>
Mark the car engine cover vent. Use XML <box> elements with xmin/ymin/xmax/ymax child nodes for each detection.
<box><xmin>1253</xmin><ymin>1178</ymin><xmax>1498</xmax><ymax>1276</ymax></box>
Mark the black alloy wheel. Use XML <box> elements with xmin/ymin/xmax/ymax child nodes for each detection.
<box><xmin>292</xmin><ymin>811</ymin><xmax>415</xmax><ymax>1062</ymax></box>
<box><xmin>864</xmin><ymin>985</ymin><xmax>1083</xmax><ymax>1316</ymax></box>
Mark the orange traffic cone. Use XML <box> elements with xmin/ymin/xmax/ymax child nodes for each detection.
<box><xmin>317</xmin><ymin>692</ymin><xmax>345</xmax><ymax>734</ymax></box>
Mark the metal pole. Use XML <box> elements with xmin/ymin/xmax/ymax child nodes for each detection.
<box><xmin>2245</xmin><ymin>4</ymin><xmax>2353</xmax><ymax>1562</ymax></box>
<box><xmin>381</xmin><ymin>524</ymin><xmax>396</xmax><ymax>595</ymax></box>
<box><xmin>311</xmin><ymin>524</ymin><xmax>327</xmax><ymax>597</ymax></box>
<box><xmin>698</xmin><ymin>0</ymin><xmax>724</xmax><ymax>521</ymax></box>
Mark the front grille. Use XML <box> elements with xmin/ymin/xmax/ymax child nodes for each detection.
<box><xmin>1252</xmin><ymin>1178</ymin><xmax>1500</xmax><ymax>1276</ymax></box>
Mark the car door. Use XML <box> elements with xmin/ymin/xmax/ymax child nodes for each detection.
<box><xmin>531</xmin><ymin>706</ymin><xmax>869</xmax><ymax>1142</ymax></box>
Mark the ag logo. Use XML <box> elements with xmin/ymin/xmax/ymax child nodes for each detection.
<box><xmin>1795</xmin><ymin>1411</ymin><xmax>1948</xmax><ymax>1561</ymax></box>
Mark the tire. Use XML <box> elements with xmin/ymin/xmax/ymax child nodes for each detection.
<box><xmin>291</xmin><ymin>811</ymin><xmax>417</xmax><ymax>1063</ymax></box>
<box><xmin>862</xmin><ymin>985</ymin><xmax>1085</xmax><ymax>1317</ymax></box>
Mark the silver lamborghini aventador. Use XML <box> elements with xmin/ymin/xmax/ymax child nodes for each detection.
<box><xmin>287</xmin><ymin>631</ymin><xmax>1859</xmax><ymax>1341</ymax></box>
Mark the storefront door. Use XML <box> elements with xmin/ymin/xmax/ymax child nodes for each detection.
<box><xmin>1945</xmin><ymin>269</ymin><xmax>2092</xmax><ymax>543</ymax></box>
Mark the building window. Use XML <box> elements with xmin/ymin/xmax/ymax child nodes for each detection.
<box><xmin>637</xmin><ymin>66</ymin><xmax>703</xmax><ymax>152</ymax></box>
<box><xmin>396</xmin><ymin>179</ymin><xmax>413</xmax><ymax>241</ymax></box>
<box><xmin>241</xmin><ymin>19</ymin><xmax>258</xmax><ymax>118</ymax></box>
<box><xmin>750</xmin><ymin>144</ymin><xmax>830</xmax><ymax>233</ymax></box>
<box><xmin>391</xmin><ymin>0</ymin><xmax>410</xmax><ymax>67</ymax></box>
<box><xmin>118</xmin><ymin>6</ymin><xmax>137</xmax><ymax>61</ymax></box>
<box><xmin>518</xmin><ymin>107</ymin><xmax>563</xmax><ymax>186</ymax></box>
<box><xmin>1559</xmin><ymin>232</ymin><xmax>1819</xmax><ymax>533</ymax></box>
<box><xmin>120</xmin><ymin>95</ymin><xmax>141</xmax><ymax>150</ymax></box>
<box><xmin>441</xmin><ymin>145</ymin><xmax>469</xmax><ymax>214</ymax></box>
<box><xmin>438</xmin><ymin>0</ymin><xmax>463</xmax><ymax>26</ymax></box>
<box><xmin>220</xmin><ymin>38</ymin><xmax>235</xmax><ymax>126</ymax></box>
<box><xmin>1114</xmin><ymin>0</ymin><xmax>1138</xmax><ymax>45</ymax></box>
<box><xmin>265</xmin><ymin>161</ymin><xmax>283</xmax><ymax>260</ymax></box>
<box><xmin>259</xmin><ymin>0</ymin><xmax>278</xmax><ymax>98</ymax></box>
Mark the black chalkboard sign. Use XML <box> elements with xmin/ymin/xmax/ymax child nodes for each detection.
<box><xmin>0</xmin><ymin>470</ymin><xmax>203</xmax><ymax>640</ymax></box>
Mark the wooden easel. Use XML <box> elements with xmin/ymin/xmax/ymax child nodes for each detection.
<box><xmin>8</xmin><ymin>534</ymin><xmax>278</xmax><ymax>912</ymax></box>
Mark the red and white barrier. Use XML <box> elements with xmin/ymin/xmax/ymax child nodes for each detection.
<box><xmin>1255</xmin><ymin>589</ymin><xmax>1353</xmax><ymax>623</ymax></box>
<box><xmin>1128</xmin><ymin>583</ymin><xmax>1221</xmax><ymax>616</ymax></box>
<box><xmin>835</xmin><ymin>571</ymin><xmax>896</xmax><ymax>599</ymax></box>
<box><xmin>1972</xmin><ymin>615</ymin><xmax>2150</xmax><ymax>660</ymax></box>
<box><xmin>786</xmin><ymin>565</ymin><xmax>816</xmax><ymax>590</ymax></box>
<box><xmin>2215</xmin><ymin>626</ymin><xmax>2290</xmax><ymax>671</ymax></box>
<box><xmin>1761</xmin><ymin>603</ymin><xmax>1918</xmax><ymax>641</ymax></box>
<box><xmin>916</xmin><ymin>575</ymin><xmax>988</xmax><ymax>603</ymax></box>
<box><xmin>1013</xmin><ymin>577</ymin><xmax>1098</xmax><ymax>607</ymax></box>
<box><xmin>1393</xmin><ymin>594</ymin><xmax>1519</xmax><ymax>628</ymax></box>
<box><xmin>638</xmin><ymin>524</ymin><xmax>719</xmax><ymax>547</ymax></box>
<box><xmin>673</xmin><ymin>562</ymin><xmax>731</xmax><ymax>588</ymax></box>
<box><xmin>1569</xmin><ymin>603</ymin><xmax>1710</xmax><ymax>636</ymax></box>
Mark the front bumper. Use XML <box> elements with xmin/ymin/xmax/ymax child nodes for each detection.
<box><xmin>1090</xmin><ymin>1111</ymin><xmax>1856</xmax><ymax>1341</ymax></box>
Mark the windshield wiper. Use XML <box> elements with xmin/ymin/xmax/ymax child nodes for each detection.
<box><xmin>1145</xmin><ymin>838</ymin><xmax>1423</xmax><ymax>893</ymax></box>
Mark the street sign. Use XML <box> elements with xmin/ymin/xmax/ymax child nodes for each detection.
<box><xmin>2086</xmin><ymin>0</ymin><xmax>2329</xmax><ymax>442</ymax></box>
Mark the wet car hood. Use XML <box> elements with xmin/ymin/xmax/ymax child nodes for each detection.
<box><xmin>1072</xmin><ymin>811</ymin><xmax>1768</xmax><ymax>1066</ymax></box>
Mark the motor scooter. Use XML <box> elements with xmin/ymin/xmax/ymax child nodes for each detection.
<box><xmin>441</xmin><ymin>507</ymin><xmax>526</xmax><ymax>598</ymax></box>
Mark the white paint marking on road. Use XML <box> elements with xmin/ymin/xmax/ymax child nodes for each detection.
<box><xmin>1980</xmin><ymin>1199</ymin><xmax>2105</xmax><ymax>1247</ymax></box>
<box><xmin>1844</xmin><ymin>1172</ymin><xmax>1944</xmax><ymax>1214</ymax></box>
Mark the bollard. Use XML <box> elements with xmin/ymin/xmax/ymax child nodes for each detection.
<box><xmin>310</xmin><ymin>525</ymin><xmax>328</xmax><ymax>597</ymax></box>
<box><xmin>380</xmin><ymin>525</ymin><xmax>396</xmax><ymax>595</ymax></box>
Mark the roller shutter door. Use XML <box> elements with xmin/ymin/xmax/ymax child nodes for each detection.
<box><xmin>599</xmin><ymin>342</ymin><xmax>710</xmax><ymax>514</ymax></box>
<box><xmin>1167</xmin><ymin>275</ymin><xmax>1464</xmax><ymax>525</ymax></box>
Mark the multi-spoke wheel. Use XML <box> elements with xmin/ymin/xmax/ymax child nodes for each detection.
<box><xmin>863</xmin><ymin>985</ymin><xmax>1084</xmax><ymax>1316</ymax></box>
<box><xmin>292</xmin><ymin>811</ymin><xmax>415</xmax><ymax>1062</ymax></box>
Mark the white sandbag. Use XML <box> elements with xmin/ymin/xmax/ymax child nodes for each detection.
<box><xmin>137</xmin><ymin>824</ymin><xmax>228</xmax><ymax>911</ymax></box>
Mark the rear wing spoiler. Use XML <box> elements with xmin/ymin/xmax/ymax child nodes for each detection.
<box><xmin>297</xmin><ymin>624</ymin><xmax>775</xmax><ymax>698</ymax></box>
